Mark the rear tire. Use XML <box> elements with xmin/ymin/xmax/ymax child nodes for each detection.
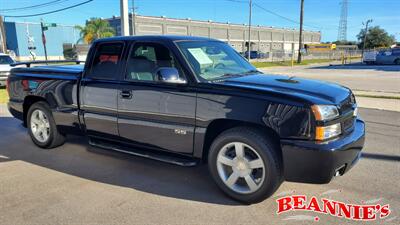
<box><xmin>27</xmin><ymin>102</ymin><xmax>65</xmax><ymax>149</ymax></box>
<box><xmin>208</xmin><ymin>127</ymin><xmax>282</xmax><ymax>204</ymax></box>
<box><xmin>394</xmin><ymin>58</ymin><xmax>400</xmax><ymax>65</ymax></box>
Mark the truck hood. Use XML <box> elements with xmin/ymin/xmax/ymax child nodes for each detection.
<box><xmin>218</xmin><ymin>74</ymin><xmax>351</xmax><ymax>105</ymax></box>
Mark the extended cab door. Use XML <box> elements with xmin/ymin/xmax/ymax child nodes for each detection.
<box><xmin>80</xmin><ymin>42</ymin><xmax>125</xmax><ymax>139</ymax></box>
<box><xmin>117</xmin><ymin>41</ymin><xmax>196</xmax><ymax>154</ymax></box>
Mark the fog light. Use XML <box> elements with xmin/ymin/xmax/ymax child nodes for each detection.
<box><xmin>316</xmin><ymin>123</ymin><xmax>341</xmax><ymax>140</ymax></box>
<box><xmin>334</xmin><ymin>164</ymin><xmax>346</xmax><ymax>177</ymax></box>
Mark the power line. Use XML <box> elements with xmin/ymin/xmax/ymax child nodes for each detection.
<box><xmin>254</xmin><ymin>3</ymin><xmax>299</xmax><ymax>25</ymax></box>
<box><xmin>225</xmin><ymin>0</ymin><xmax>323</xmax><ymax>30</ymax></box>
<box><xmin>0</xmin><ymin>0</ymin><xmax>68</xmax><ymax>12</ymax></box>
<box><xmin>253</xmin><ymin>3</ymin><xmax>322</xmax><ymax>30</ymax></box>
<box><xmin>3</xmin><ymin>0</ymin><xmax>94</xmax><ymax>18</ymax></box>
<box><xmin>225</xmin><ymin>0</ymin><xmax>247</xmax><ymax>3</ymax></box>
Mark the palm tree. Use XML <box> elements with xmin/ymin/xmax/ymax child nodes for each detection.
<box><xmin>75</xmin><ymin>18</ymin><xmax>115</xmax><ymax>44</ymax></box>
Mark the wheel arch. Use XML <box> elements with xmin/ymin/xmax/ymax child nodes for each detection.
<box><xmin>200</xmin><ymin>119</ymin><xmax>281</xmax><ymax>163</ymax></box>
<box><xmin>23</xmin><ymin>96</ymin><xmax>48</xmax><ymax>126</ymax></box>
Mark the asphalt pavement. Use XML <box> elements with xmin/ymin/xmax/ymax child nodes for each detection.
<box><xmin>258</xmin><ymin>62</ymin><xmax>400</xmax><ymax>93</ymax></box>
<box><xmin>0</xmin><ymin>106</ymin><xmax>399</xmax><ymax>225</ymax></box>
<box><xmin>258</xmin><ymin>63</ymin><xmax>400</xmax><ymax>112</ymax></box>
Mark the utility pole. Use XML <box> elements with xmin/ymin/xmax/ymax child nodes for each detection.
<box><xmin>40</xmin><ymin>21</ymin><xmax>48</xmax><ymax>61</ymax></box>
<box><xmin>120</xmin><ymin>0</ymin><xmax>129</xmax><ymax>36</ymax></box>
<box><xmin>361</xmin><ymin>19</ymin><xmax>372</xmax><ymax>57</ymax></box>
<box><xmin>0</xmin><ymin>16</ymin><xmax>7</xmax><ymax>53</ymax></box>
<box><xmin>247</xmin><ymin>0</ymin><xmax>252</xmax><ymax>60</ymax></box>
<box><xmin>131</xmin><ymin>0</ymin><xmax>136</xmax><ymax>35</ymax></box>
<box><xmin>297</xmin><ymin>0</ymin><xmax>304</xmax><ymax>63</ymax></box>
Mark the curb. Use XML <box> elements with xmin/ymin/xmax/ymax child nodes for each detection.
<box><xmin>354</xmin><ymin>94</ymin><xmax>400</xmax><ymax>100</ymax></box>
<box><xmin>353</xmin><ymin>90</ymin><xmax>400</xmax><ymax>100</ymax></box>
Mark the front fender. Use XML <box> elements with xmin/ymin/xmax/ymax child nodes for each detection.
<box><xmin>193</xmin><ymin>91</ymin><xmax>312</xmax><ymax>158</ymax></box>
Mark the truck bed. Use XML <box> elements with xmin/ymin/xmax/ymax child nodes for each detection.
<box><xmin>7</xmin><ymin>64</ymin><xmax>84</xmax><ymax>131</ymax></box>
<box><xmin>12</xmin><ymin>65</ymin><xmax>84</xmax><ymax>79</ymax></box>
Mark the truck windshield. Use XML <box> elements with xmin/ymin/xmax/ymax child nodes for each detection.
<box><xmin>0</xmin><ymin>56</ymin><xmax>14</xmax><ymax>65</ymax></box>
<box><xmin>176</xmin><ymin>41</ymin><xmax>258</xmax><ymax>81</ymax></box>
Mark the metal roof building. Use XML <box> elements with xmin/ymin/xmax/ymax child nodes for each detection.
<box><xmin>106</xmin><ymin>14</ymin><xmax>321</xmax><ymax>53</ymax></box>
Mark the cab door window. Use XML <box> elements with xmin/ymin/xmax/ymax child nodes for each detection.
<box><xmin>126</xmin><ymin>42</ymin><xmax>184</xmax><ymax>82</ymax></box>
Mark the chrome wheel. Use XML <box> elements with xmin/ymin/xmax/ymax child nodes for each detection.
<box><xmin>30</xmin><ymin>109</ymin><xmax>50</xmax><ymax>143</ymax></box>
<box><xmin>216</xmin><ymin>142</ymin><xmax>265</xmax><ymax>194</ymax></box>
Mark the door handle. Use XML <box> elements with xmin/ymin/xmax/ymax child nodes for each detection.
<box><xmin>120</xmin><ymin>90</ymin><xmax>133</xmax><ymax>99</ymax></box>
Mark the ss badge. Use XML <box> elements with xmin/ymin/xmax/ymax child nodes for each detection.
<box><xmin>174</xmin><ymin>129</ymin><xmax>187</xmax><ymax>135</ymax></box>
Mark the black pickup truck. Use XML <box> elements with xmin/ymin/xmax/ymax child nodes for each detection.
<box><xmin>7</xmin><ymin>36</ymin><xmax>365</xmax><ymax>203</ymax></box>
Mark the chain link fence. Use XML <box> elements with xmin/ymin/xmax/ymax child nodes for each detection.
<box><xmin>248</xmin><ymin>50</ymin><xmax>363</xmax><ymax>63</ymax></box>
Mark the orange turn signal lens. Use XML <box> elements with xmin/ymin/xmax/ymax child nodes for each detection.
<box><xmin>315</xmin><ymin>123</ymin><xmax>342</xmax><ymax>141</ymax></box>
<box><xmin>311</xmin><ymin>105</ymin><xmax>322</xmax><ymax>120</ymax></box>
<box><xmin>315</xmin><ymin>126</ymin><xmax>325</xmax><ymax>141</ymax></box>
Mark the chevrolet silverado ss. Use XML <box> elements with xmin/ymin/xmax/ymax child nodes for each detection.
<box><xmin>7</xmin><ymin>36</ymin><xmax>365</xmax><ymax>203</ymax></box>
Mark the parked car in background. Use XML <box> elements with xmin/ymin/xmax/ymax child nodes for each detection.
<box><xmin>242</xmin><ymin>51</ymin><xmax>265</xmax><ymax>59</ymax></box>
<box><xmin>375</xmin><ymin>48</ymin><xmax>400</xmax><ymax>65</ymax></box>
<box><xmin>362</xmin><ymin>51</ymin><xmax>377</xmax><ymax>65</ymax></box>
<box><xmin>0</xmin><ymin>53</ymin><xmax>15</xmax><ymax>86</ymax></box>
<box><xmin>363</xmin><ymin>48</ymin><xmax>400</xmax><ymax>65</ymax></box>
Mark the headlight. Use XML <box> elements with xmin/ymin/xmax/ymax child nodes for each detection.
<box><xmin>0</xmin><ymin>71</ymin><xmax>10</xmax><ymax>77</ymax></box>
<box><xmin>316</xmin><ymin>123</ymin><xmax>342</xmax><ymax>140</ymax></box>
<box><xmin>311</xmin><ymin>105</ymin><xmax>339</xmax><ymax>121</ymax></box>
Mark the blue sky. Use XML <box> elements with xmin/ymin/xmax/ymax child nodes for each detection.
<box><xmin>1</xmin><ymin>0</ymin><xmax>399</xmax><ymax>42</ymax></box>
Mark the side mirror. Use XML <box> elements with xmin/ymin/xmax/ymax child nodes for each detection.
<box><xmin>156</xmin><ymin>67</ymin><xmax>187</xmax><ymax>84</ymax></box>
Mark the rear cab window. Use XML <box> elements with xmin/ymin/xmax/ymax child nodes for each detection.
<box><xmin>88</xmin><ymin>42</ymin><xmax>124</xmax><ymax>80</ymax></box>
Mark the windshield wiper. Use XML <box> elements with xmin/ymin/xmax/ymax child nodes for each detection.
<box><xmin>209</xmin><ymin>73</ymin><xmax>244</xmax><ymax>81</ymax></box>
<box><xmin>242</xmin><ymin>69</ymin><xmax>262</xmax><ymax>74</ymax></box>
<box><xmin>209</xmin><ymin>70</ymin><xmax>261</xmax><ymax>81</ymax></box>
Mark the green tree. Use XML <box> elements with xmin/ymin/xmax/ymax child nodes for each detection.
<box><xmin>75</xmin><ymin>18</ymin><xmax>115</xmax><ymax>44</ymax></box>
<box><xmin>357</xmin><ymin>26</ymin><xmax>396</xmax><ymax>49</ymax></box>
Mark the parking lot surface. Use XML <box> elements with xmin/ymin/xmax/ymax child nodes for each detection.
<box><xmin>0</xmin><ymin>105</ymin><xmax>399</xmax><ymax>225</ymax></box>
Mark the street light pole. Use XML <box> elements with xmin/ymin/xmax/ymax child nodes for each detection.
<box><xmin>297</xmin><ymin>0</ymin><xmax>304</xmax><ymax>63</ymax></box>
<box><xmin>247</xmin><ymin>0</ymin><xmax>252</xmax><ymax>60</ymax></box>
<box><xmin>361</xmin><ymin>19</ymin><xmax>372</xmax><ymax>58</ymax></box>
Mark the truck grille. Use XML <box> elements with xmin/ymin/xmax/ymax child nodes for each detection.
<box><xmin>343</xmin><ymin>116</ymin><xmax>355</xmax><ymax>132</ymax></box>
<box><xmin>339</xmin><ymin>94</ymin><xmax>355</xmax><ymax>114</ymax></box>
<box><xmin>340</xmin><ymin>94</ymin><xmax>356</xmax><ymax>132</ymax></box>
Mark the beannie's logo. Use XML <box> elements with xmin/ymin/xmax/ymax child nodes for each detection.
<box><xmin>276</xmin><ymin>195</ymin><xmax>391</xmax><ymax>221</ymax></box>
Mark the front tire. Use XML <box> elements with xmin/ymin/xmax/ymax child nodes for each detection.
<box><xmin>208</xmin><ymin>127</ymin><xmax>282</xmax><ymax>204</ymax></box>
<box><xmin>27</xmin><ymin>102</ymin><xmax>65</xmax><ymax>149</ymax></box>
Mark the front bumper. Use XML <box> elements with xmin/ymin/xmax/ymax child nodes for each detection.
<box><xmin>281</xmin><ymin>119</ymin><xmax>365</xmax><ymax>184</ymax></box>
